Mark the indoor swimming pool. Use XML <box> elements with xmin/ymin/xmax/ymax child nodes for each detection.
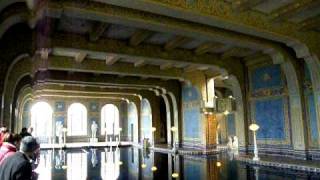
<box><xmin>34</xmin><ymin>147</ymin><xmax>320</xmax><ymax>180</ymax></box>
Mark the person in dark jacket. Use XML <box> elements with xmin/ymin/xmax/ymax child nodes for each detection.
<box><xmin>0</xmin><ymin>136</ymin><xmax>40</xmax><ymax>180</ymax></box>
<box><xmin>20</xmin><ymin>127</ymin><xmax>32</xmax><ymax>138</ymax></box>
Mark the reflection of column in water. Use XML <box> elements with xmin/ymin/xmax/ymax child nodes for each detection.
<box><xmin>172</xmin><ymin>153</ymin><xmax>180</xmax><ymax>179</ymax></box>
<box><xmin>91</xmin><ymin>149</ymin><xmax>98</xmax><ymax>168</ymax></box>
<box><xmin>102</xmin><ymin>147</ymin><xmax>120</xmax><ymax>180</ymax></box>
<box><xmin>167</xmin><ymin>154</ymin><xmax>173</xmax><ymax>180</ymax></box>
<box><xmin>253</xmin><ymin>166</ymin><xmax>259</xmax><ymax>180</ymax></box>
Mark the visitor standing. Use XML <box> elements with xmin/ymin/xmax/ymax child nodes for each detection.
<box><xmin>0</xmin><ymin>133</ymin><xmax>21</xmax><ymax>163</ymax></box>
<box><xmin>20</xmin><ymin>127</ymin><xmax>32</xmax><ymax>138</ymax></box>
<box><xmin>0</xmin><ymin>136</ymin><xmax>40</xmax><ymax>180</ymax></box>
<box><xmin>0</xmin><ymin>127</ymin><xmax>8</xmax><ymax>146</ymax></box>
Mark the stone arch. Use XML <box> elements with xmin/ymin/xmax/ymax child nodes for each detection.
<box><xmin>160</xmin><ymin>94</ymin><xmax>171</xmax><ymax>144</ymax></box>
<box><xmin>15</xmin><ymin>85</ymin><xmax>33</xmax><ymax>132</ymax></box>
<box><xmin>267</xmin><ymin>50</ymin><xmax>305</xmax><ymax>151</ymax></box>
<box><xmin>226</xmin><ymin>75</ymin><xmax>246</xmax><ymax>148</ymax></box>
<box><xmin>141</xmin><ymin>98</ymin><xmax>152</xmax><ymax>142</ymax></box>
<box><xmin>167</xmin><ymin>92</ymin><xmax>179</xmax><ymax>144</ymax></box>
<box><xmin>128</xmin><ymin>102</ymin><xmax>139</xmax><ymax>143</ymax></box>
<box><xmin>1</xmin><ymin>54</ymin><xmax>30</xmax><ymax>123</ymax></box>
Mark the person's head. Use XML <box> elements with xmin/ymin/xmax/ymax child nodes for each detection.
<box><xmin>3</xmin><ymin>133</ymin><xmax>22</xmax><ymax>148</ymax></box>
<box><xmin>27</xmin><ymin>127</ymin><xmax>33</xmax><ymax>133</ymax></box>
<box><xmin>20</xmin><ymin>136</ymin><xmax>40</xmax><ymax>158</ymax></box>
<box><xmin>21</xmin><ymin>127</ymin><xmax>27</xmax><ymax>133</ymax></box>
<box><xmin>1</xmin><ymin>127</ymin><xmax>8</xmax><ymax>133</ymax></box>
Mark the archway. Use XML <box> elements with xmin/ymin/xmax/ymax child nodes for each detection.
<box><xmin>141</xmin><ymin>98</ymin><xmax>152</xmax><ymax>143</ymax></box>
<box><xmin>67</xmin><ymin>103</ymin><xmax>87</xmax><ymax>136</ymax></box>
<box><xmin>159</xmin><ymin>97</ymin><xmax>168</xmax><ymax>144</ymax></box>
<box><xmin>128</xmin><ymin>102</ymin><xmax>139</xmax><ymax>143</ymax></box>
<box><xmin>101</xmin><ymin>104</ymin><xmax>120</xmax><ymax>141</ymax></box>
<box><xmin>31</xmin><ymin>101</ymin><xmax>53</xmax><ymax>143</ymax></box>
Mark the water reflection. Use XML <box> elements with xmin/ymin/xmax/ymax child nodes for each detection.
<box><xmin>34</xmin><ymin>147</ymin><xmax>320</xmax><ymax>180</ymax></box>
<box><xmin>101</xmin><ymin>147</ymin><xmax>120</xmax><ymax>180</ymax></box>
<box><xmin>67</xmin><ymin>151</ymin><xmax>87</xmax><ymax>180</ymax></box>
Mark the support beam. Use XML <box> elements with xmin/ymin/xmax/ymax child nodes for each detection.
<box><xmin>164</xmin><ymin>36</ymin><xmax>190</xmax><ymax>51</ymax></box>
<box><xmin>129</xmin><ymin>29</ymin><xmax>153</xmax><ymax>46</ymax></box>
<box><xmin>134</xmin><ymin>59</ymin><xmax>145</xmax><ymax>67</ymax></box>
<box><xmin>300</xmin><ymin>15</ymin><xmax>320</xmax><ymax>31</ymax></box>
<box><xmin>89</xmin><ymin>22</ymin><xmax>109</xmax><ymax>42</ymax></box>
<box><xmin>197</xmin><ymin>66</ymin><xmax>209</xmax><ymax>71</ymax></box>
<box><xmin>75</xmin><ymin>52</ymin><xmax>87</xmax><ymax>63</ymax></box>
<box><xmin>195</xmin><ymin>42</ymin><xmax>224</xmax><ymax>55</ymax></box>
<box><xmin>184</xmin><ymin>65</ymin><xmax>198</xmax><ymax>73</ymax></box>
<box><xmin>41</xmin><ymin>55</ymin><xmax>184</xmax><ymax>80</ymax></box>
<box><xmin>221</xmin><ymin>47</ymin><xmax>252</xmax><ymax>59</ymax></box>
<box><xmin>105</xmin><ymin>55</ymin><xmax>120</xmax><ymax>65</ymax></box>
<box><xmin>50</xmin><ymin>33</ymin><xmax>237</xmax><ymax>73</ymax></box>
<box><xmin>160</xmin><ymin>63</ymin><xmax>173</xmax><ymax>70</ymax></box>
<box><xmin>232</xmin><ymin>0</ymin><xmax>264</xmax><ymax>12</ymax></box>
<box><xmin>271</xmin><ymin>0</ymin><xmax>320</xmax><ymax>21</ymax></box>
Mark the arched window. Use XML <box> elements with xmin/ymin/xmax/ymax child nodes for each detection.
<box><xmin>67</xmin><ymin>103</ymin><xmax>87</xmax><ymax>136</ymax></box>
<box><xmin>31</xmin><ymin>101</ymin><xmax>53</xmax><ymax>143</ymax></box>
<box><xmin>101</xmin><ymin>104</ymin><xmax>119</xmax><ymax>135</ymax></box>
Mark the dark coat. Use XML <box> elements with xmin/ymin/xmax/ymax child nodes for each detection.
<box><xmin>0</xmin><ymin>152</ymin><xmax>32</xmax><ymax>180</ymax></box>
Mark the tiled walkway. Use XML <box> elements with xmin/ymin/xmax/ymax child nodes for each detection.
<box><xmin>237</xmin><ymin>155</ymin><xmax>320</xmax><ymax>173</ymax></box>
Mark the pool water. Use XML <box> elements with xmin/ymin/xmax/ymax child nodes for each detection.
<box><xmin>34</xmin><ymin>147</ymin><xmax>320</xmax><ymax>180</ymax></box>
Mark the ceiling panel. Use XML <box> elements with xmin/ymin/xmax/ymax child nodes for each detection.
<box><xmin>104</xmin><ymin>24</ymin><xmax>137</xmax><ymax>40</ymax></box>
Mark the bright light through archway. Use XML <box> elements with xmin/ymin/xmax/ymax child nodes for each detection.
<box><xmin>101</xmin><ymin>104</ymin><xmax>119</xmax><ymax>135</ymax></box>
<box><xmin>31</xmin><ymin>101</ymin><xmax>53</xmax><ymax>143</ymax></box>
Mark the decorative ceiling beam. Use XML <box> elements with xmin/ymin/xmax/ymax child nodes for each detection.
<box><xmin>300</xmin><ymin>15</ymin><xmax>320</xmax><ymax>31</ymax></box>
<box><xmin>271</xmin><ymin>0</ymin><xmax>320</xmax><ymax>22</ymax></box>
<box><xmin>49</xmin><ymin>33</ymin><xmax>235</xmax><ymax>72</ymax></box>
<box><xmin>105</xmin><ymin>55</ymin><xmax>120</xmax><ymax>65</ymax></box>
<box><xmin>184</xmin><ymin>65</ymin><xmax>198</xmax><ymax>73</ymax></box>
<box><xmin>89</xmin><ymin>22</ymin><xmax>109</xmax><ymax>42</ymax></box>
<box><xmin>195</xmin><ymin>42</ymin><xmax>224</xmax><ymax>55</ymax></box>
<box><xmin>75</xmin><ymin>52</ymin><xmax>87</xmax><ymax>63</ymax></box>
<box><xmin>231</xmin><ymin>0</ymin><xmax>265</xmax><ymax>12</ymax></box>
<box><xmin>34</xmin><ymin>70</ymin><xmax>178</xmax><ymax>92</ymax></box>
<box><xmin>40</xmin><ymin>55</ymin><xmax>184</xmax><ymax>80</ymax></box>
<box><xmin>134</xmin><ymin>59</ymin><xmax>145</xmax><ymax>67</ymax></box>
<box><xmin>221</xmin><ymin>47</ymin><xmax>253</xmax><ymax>59</ymax></box>
<box><xmin>164</xmin><ymin>36</ymin><xmax>190</xmax><ymax>51</ymax></box>
<box><xmin>160</xmin><ymin>62</ymin><xmax>173</xmax><ymax>70</ymax></box>
<box><xmin>129</xmin><ymin>29</ymin><xmax>153</xmax><ymax>46</ymax></box>
<box><xmin>197</xmin><ymin>66</ymin><xmax>210</xmax><ymax>71</ymax></box>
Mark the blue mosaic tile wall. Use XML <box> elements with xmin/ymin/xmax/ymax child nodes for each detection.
<box><xmin>304</xmin><ymin>64</ymin><xmax>319</xmax><ymax>143</ymax></box>
<box><xmin>227</xmin><ymin>114</ymin><xmax>236</xmax><ymax>136</ymax></box>
<box><xmin>251</xmin><ymin>64</ymin><xmax>282</xmax><ymax>91</ymax></box>
<box><xmin>307</xmin><ymin>94</ymin><xmax>318</xmax><ymax>141</ymax></box>
<box><xmin>250</xmin><ymin>64</ymin><xmax>287</xmax><ymax>141</ymax></box>
<box><xmin>182</xmin><ymin>85</ymin><xmax>201</xmax><ymax>139</ymax></box>
<box><xmin>254</xmin><ymin>98</ymin><xmax>285</xmax><ymax>140</ymax></box>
